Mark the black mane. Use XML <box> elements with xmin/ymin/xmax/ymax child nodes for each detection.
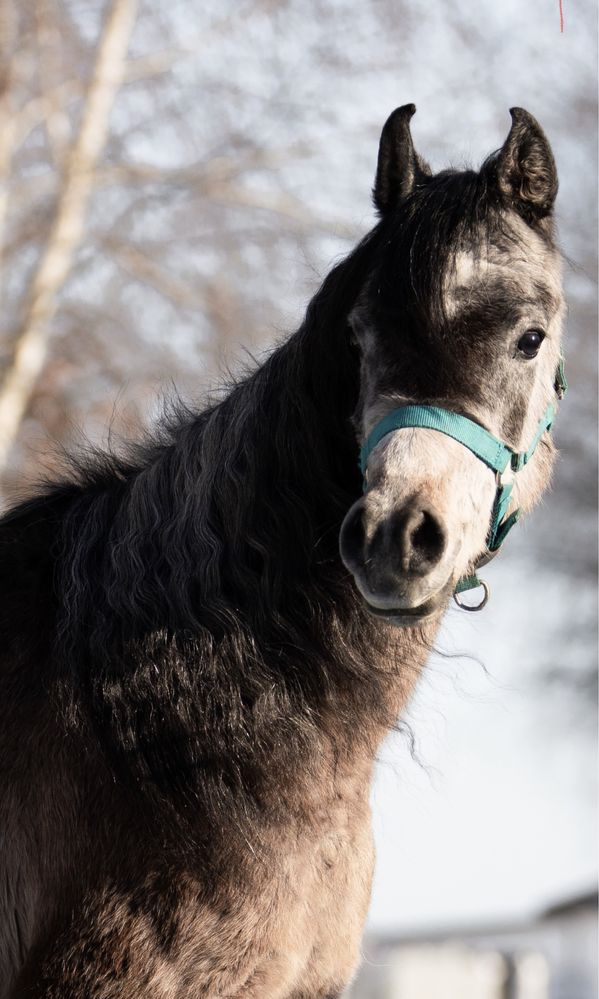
<box><xmin>374</xmin><ymin>169</ymin><xmax>498</xmax><ymax>332</ymax></box>
<box><xmin>1</xmin><ymin>226</ymin><xmax>417</xmax><ymax>844</ymax></box>
<box><xmin>373</xmin><ymin>160</ymin><xmax>556</xmax><ymax>333</ymax></box>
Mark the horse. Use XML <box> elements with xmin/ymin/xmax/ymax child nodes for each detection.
<box><xmin>0</xmin><ymin>105</ymin><xmax>565</xmax><ymax>998</ymax></box>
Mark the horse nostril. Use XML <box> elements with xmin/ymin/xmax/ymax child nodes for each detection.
<box><xmin>339</xmin><ymin>500</ymin><xmax>366</xmax><ymax>571</ymax></box>
<box><xmin>412</xmin><ymin>510</ymin><xmax>445</xmax><ymax>564</ymax></box>
<box><xmin>394</xmin><ymin>505</ymin><xmax>446</xmax><ymax>577</ymax></box>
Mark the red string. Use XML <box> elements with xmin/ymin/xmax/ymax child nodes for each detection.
<box><xmin>559</xmin><ymin>0</ymin><xmax>564</xmax><ymax>32</ymax></box>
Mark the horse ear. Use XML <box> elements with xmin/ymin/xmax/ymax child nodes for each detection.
<box><xmin>373</xmin><ymin>104</ymin><xmax>432</xmax><ymax>215</ymax></box>
<box><xmin>493</xmin><ymin>107</ymin><xmax>558</xmax><ymax>221</ymax></box>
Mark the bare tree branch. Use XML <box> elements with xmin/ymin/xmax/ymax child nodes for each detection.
<box><xmin>207</xmin><ymin>181</ymin><xmax>360</xmax><ymax>238</ymax></box>
<box><xmin>107</xmin><ymin>239</ymin><xmax>202</xmax><ymax>310</ymax></box>
<box><xmin>35</xmin><ymin>0</ymin><xmax>72</xmax><ymax>165</ymax></box>
<box><xmin>11</xmin><ymin>79</ymin><xmax>82</xmax><ymax>150</ymax></box>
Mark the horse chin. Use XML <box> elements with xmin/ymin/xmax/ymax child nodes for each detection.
<box><xmin>362</xmin><ymin>581</ymin><xmax>453</xmax><ymax>627</ymax></box>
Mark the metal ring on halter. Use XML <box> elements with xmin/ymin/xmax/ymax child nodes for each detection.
<box><xmin>453</xmin><ymin>580</ymin><xmax>490</xmax><ymax>612</ymax></box>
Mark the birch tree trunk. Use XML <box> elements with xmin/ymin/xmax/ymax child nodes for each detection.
<box><xmin>0</xmin><ymin>0</ymin><xmax>139</xmax><ymax>471</ymax></box>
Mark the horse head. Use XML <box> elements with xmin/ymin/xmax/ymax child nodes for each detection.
<box><xmin>340</xmin><ymin>105</ymin><xmax>565</xmax><ymax>624</ymax></box>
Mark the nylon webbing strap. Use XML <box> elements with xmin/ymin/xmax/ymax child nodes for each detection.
<box><xmin>454</xmin><ymin>574</ymin><xmax>481</xmax><ymax>594</ymax></box>
<box><xmin>511</xmin><ymin>403</ymin><xmax>555</xmax><ymax>472</ymax></box>
<box><xmin>360</xmin><ymin>406</ymin><xmax>513</xmax><ymax>477</ymax></box>
<box><xmin>555</xmin><ymin>357</ymin><xmax>568</xmax><ymax>398</ymax></box>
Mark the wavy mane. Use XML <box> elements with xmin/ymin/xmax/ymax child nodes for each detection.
<box><xmin>0</xmin><ymin>225</ymin><xmax>425</xmax><ymax>846</ymax></box>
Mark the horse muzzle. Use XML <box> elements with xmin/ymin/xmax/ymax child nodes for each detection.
<box><xmin>339</xmin><ymin>494</ymin><xmax>452</xmax><ymax>623</ymax></box>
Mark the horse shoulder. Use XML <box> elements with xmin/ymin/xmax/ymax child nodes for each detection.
<box><xmin>0</xmin><ymin>490</ymin><xmax>73</xmax><ymax>659</ymax></box>
<box><xmin>0</xmin><ymin>489</ymin><xmax>76</xmax><ymax>996</ymax></box>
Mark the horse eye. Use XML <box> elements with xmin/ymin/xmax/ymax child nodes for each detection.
<box><xmin>517</xmin><ymin>329</ymin><xmax>545</xmax><ymax>358</ymax></box>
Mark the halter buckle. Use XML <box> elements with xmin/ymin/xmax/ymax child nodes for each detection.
<box><xmin>496</xmin><ymin>466</ymin><xmax>515</xmax><ymax>488</ymax></box>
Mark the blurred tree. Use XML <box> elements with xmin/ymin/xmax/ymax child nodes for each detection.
<box><xmin>0</xmin><ymin>0</ymin><xmax>139</xmax><ymax>470</ymax></box>
<box><xmin>0</xmin><ymin>0</ymin><xmax>362</xmax><ymax>496</ymax></box>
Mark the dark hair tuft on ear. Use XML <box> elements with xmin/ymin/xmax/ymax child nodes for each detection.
<box><xmin>373</xmin><ymin>104</ymin><xmax>432</xmax><ymax>216</ymax></box>
<box><xmin>490</xmin><ymin>107</ymin><xmax>558</xmax><ymax>224</ymax></box>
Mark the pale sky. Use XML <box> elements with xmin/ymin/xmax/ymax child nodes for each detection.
<box><xmin>368</xmin><ymin>538</ymin><xmax>597</xmax><ymax>931</ymax></box>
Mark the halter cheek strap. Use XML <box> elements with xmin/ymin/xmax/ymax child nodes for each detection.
<box><xmin>359</xmin><ymin>359</ymin><xmax>567</xmax><ymax>601</ymax></box>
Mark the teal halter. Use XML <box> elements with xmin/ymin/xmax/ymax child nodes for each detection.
<box><xmin>359</xmin><ymin>359</ymin><xmax>567</xmax><ymax>601</ymax></box>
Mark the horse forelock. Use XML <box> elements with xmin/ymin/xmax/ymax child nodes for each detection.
<box><xmin>370</xmin><ymin>165</ymin><xmax>558</xmax><ymax>337</ymax></box>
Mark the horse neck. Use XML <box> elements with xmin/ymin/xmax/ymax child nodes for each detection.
<box><xmin>195</xmin><ymin>243</ymin><xmax>373</xmax><ymax>618</ymax></box>
<box><xmin>51</xmin><ymin>231</ymin><xmax>431</xmax><ymax>833</ymax></box>
<box><xmin>56</xmin><ymin>238</ymin><xmax>376</xmax><ymax>662</ymax></box>
<box><xmin>187</xmin><ymin>237</ymin><xmax>432</xmax><ymax>744</ymax></box>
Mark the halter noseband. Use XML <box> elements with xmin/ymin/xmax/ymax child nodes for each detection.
<box><xmin>359</xmin><ymin>359</ymin><xmax>567</xmax><ymax>606</ymax></box>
